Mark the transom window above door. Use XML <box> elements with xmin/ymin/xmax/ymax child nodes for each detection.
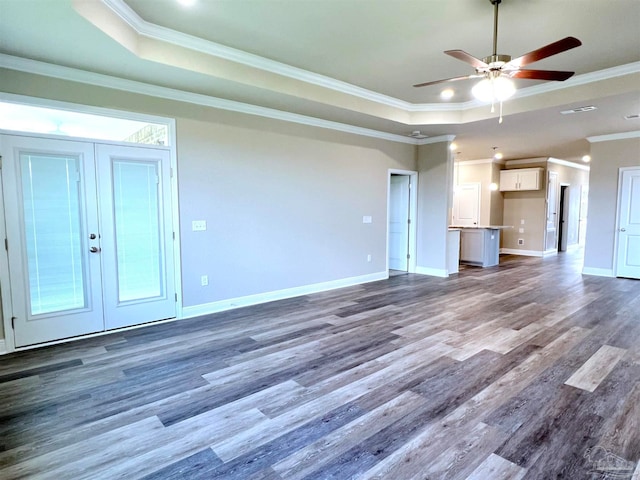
<box><xmin>0</xmin><ymin>100</ymin><xmax>169</xmax><ymax>146</ymax></box>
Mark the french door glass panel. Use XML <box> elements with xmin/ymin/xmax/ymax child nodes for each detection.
<box><xmin>97</xmin><ymin>144</ymin><xmax>176</xmax><ymax>330</ymax></box>
<box><xmin>20</xmin><ymin>152</ymin><xmax>87</xmax><ymax>314</ymax></box>
<box><xmin>2</xmin><ymin>135</ymin><xmax>104</xmax><ymax>347</ymax></box>
<box><xmin>113</xmin><ymin>160</ymin><xmax>163</xmax><ymax>302</ymax></box>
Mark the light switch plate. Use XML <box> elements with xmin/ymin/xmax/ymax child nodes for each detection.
<box><xmin>192</xmin><ymin>220</ymin><xmax>207</xmax><ymax>231</ymax></box>
<box><xmin>363</xmin><ymin>216</ymin><xmax>372</xmax><ymax>224</ymax></box>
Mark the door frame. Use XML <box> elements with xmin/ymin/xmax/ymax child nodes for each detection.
<box><xmin>558</xmin><ymin>183</ymin><xmax>570</xmax><ymax>252</ymax></box>
<box><xmin>387</xmin><ymin>169</ymin><xmax>418</xmax><ymax>274</ymax></box>
<box><xmin>0</xmin><ymin>94</ymin><xmax>181</xmax><ymax>353</ymax></box>
<box><xmin>0</xmin><ymin>165</ymin><xmax>11</xmax><ymax>354</ymax></box>
<box><xmin>614</xmin><ymin>166</ymin><xmax>640</xmax><ymax>278</ymax></box>
<box><xmin>544</xmin><ymin>170</ymin><xmax>559</xmax><ymax>254</ymax></box>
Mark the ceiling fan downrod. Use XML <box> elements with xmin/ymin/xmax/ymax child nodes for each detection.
<box><xmin>491</xmin><ymin>0</ymin><xmax>501</xmax><ymax>57</ymax></box>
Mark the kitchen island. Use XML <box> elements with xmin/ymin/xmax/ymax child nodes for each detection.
<box><xmin>449</xmin><ymin>226</ymin><xmax>512</xmax><ymax>267</ymax></box>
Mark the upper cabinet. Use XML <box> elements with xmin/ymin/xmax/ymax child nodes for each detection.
<box><xmin>500</xmin><ymin>168</ymin><xmax>543</xmax><ymax>191</ymax></box>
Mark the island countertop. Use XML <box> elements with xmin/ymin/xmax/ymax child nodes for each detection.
<box><xmin>449</xmin><ymin>225</ymin><xmax>513</xmax><ymax>229</ymax></box>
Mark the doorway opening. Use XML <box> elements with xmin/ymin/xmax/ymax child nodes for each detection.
<box><xmin>558</xmin><ymin>184</ymin><xmax>570</xmax><ymax>252</ymax></box>
<box><xmin>387</xmin><ymin>170</ymin><xmax>417</xmax><ymax>276</ymax></box>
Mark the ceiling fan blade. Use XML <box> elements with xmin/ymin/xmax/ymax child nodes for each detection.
<box><xmin>444</xmin><ymin>50</ymin><xmax>489</xmax><ymax>69</ymax></box>
<box><xmin>508</xmin><ymin>36</ymin><xmax>582</xmax><ymax>68</ymax></box>
<box><xmin>510</xmin><ymin>69</ymin><xmax>575</xmax><ymax>81</ymax></box>
<box><xmin>413</xmin><ymin>74</ymin><xmax>483</xmax><ymax>88</ymax></box>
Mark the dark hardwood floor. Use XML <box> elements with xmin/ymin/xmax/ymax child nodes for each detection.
<box><xmin>1</xmin><ymin>250</ymin><xmax>639</xmax><ymax>479</ymax></box>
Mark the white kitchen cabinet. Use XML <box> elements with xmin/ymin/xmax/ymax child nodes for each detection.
<box><xmin>500</xmin><ymin>168</ymin><xmax>542</xmax><ymax>191</ymax></box>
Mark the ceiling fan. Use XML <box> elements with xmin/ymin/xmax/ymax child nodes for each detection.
<box><xmin>414</xmin><ymin>0</ymin><xmax>582</xmax><ymax>100</ymax></box>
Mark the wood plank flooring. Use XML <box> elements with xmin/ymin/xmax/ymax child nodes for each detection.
<box><xmin>1</xmin><ymin>250</ymin><xmax>639</xmax><ymax>479</ymax></box>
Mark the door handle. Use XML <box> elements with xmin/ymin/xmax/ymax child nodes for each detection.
<box><xmin>620</xmin><ymin>228</ymin><xmax>626</xmax><ymax>232</ymax></box>
<box><xmin>89</xmin><ymin>246</ymin><xmax>101</xmax><ymax>253</ymax></box>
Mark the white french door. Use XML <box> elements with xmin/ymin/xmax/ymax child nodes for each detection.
<box><xmin>1</xmin><ymin>135</ymin><xmax>175</xmax><ymax>347</ymax></box>
<box><xmin>96</xmin><ymin>144</ymin><xmax>175</xmax><ymax>330</ymax></box>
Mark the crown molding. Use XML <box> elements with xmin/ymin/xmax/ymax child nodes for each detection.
<box><xmin>101</xmin><ymin>0</ymin><xmax>416</xmax><ymax>111</ymax></box>
<box><xmin>0</xmin><ymin>54</ymin><xmax>419</xmax><ymax>145</ymax></box>
<box><xmin>548</xmin><ymin>157</ymin><xmax>590</xmax><ymax>171</ymax></box>
<box><xmin>587</xmin><ymin>131</ymin><xmax>640</xmax><ymax>143</ymax></box>
<box><xmin>505</xmin><ymin>158</ymin><xmax>549</xmax><ymax>166</ymax></box>
<box><xmin>455</xmin><ymin>158</ymin><xmax>505</xmax><ymax>165</ymax></box>
<box><xmin>98</xmin><ymin>0</ymin><xmax>640</xmax><ymax>115</ymax></box>
<box><xmin>416</xmin><ymin>135</ymin><xmax>456</xmax><ymax>145</ymax></box>
<box><xmin>510</xmin><ymin>62</ymin><xmax>640</xmax><ymax>100</ymax></box>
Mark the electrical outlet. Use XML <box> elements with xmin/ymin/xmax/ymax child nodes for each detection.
<box><xmin>519</xmin><ymin>227</ymin><xmax>524</xmax><ymax>233</ymax></box>
<box><xmin>367</xmin><ymin>254</ymin><xmax>372</xmax><ymax>262</ymax></box>
<box><xmin>201</xmin><ymin>275</ymin><xmax>208</xmax><ymax>286</ymax></box>
<box><xmin>520</xmin><ymin>219</ymin><xmax>525</xmax><ymax>225</ymax></box>
<box><xmin>192</xmin><ymin>220</ymin><xmax>207</xmax><ymax>231</ymax></box>
<box><xmin>518</xmin><ymin>238</ymin><xmax>524</xmax><ymax>246</ymax></box>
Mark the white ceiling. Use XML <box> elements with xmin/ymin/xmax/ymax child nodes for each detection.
<box><xmin>1</xmin><ymin>0</ymin><xmax>639</xmax><ymax>162</ymax></box>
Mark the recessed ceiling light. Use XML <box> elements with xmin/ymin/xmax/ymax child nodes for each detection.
<box><xmin>440</xmin><ymin>89</ymin><xmax>454</xmax><ymax>100</ymax></box>
<box><xmin>449</xmin><ymin>142</ymin><xmax>458</xmax><ymax>151</ymax></box>
<box><xmin>176</xmin><ymin>0</ymin><xmax>197</xmax><ymax>6</ymax></box>
<box><xmin>582</xmin><ymin>155</ymin><xmax>591</xmax><ymax>163</ymax></box>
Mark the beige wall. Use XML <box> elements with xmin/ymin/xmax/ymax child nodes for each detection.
<box><xmin>490</xmin><ymin>162</ymin><xmax>504</xmax><ymax>226</ymax></box>
<box><xmin>584</xmin><ymin>137</ymin><xmax>640</xmax><ymax>273</ymax></box>
<box><xmin>499</xmin><ymin>159</ymin><xmax>589</xmax><ymax>253</ymax></box>
<box><xmin>0</xmin><ymin>69</ymin><xmax>416</xmax><ymax>339</ymax></box>
<box><xmin>502</xmin><ymin>190</ymin><xmax>547</xmax><ymax>252</ymax></box>
<box><xmin>455</xmin><ymin>161</ymin><xmax>491</xmax><ymax>226</ymax></box>
<box><xmin>454</xmin><ymin>160</ymin><xmax>505</xmax><ymax>228</ymax></box>
<box><xmin>548</xmin><ymin>162</ymin><xmax>590</xmax><ymax>248</ymax></box>
<box><xmin>417</xmin><ymin>141</ymin><xmax>454</xmax><ymax>275</ymax></box>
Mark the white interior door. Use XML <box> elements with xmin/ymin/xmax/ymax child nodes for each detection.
<box><xmin>453</xmin><ymin>183</ymin><xmax>480</xmax><ymax>226</ymax></box>
<box><xmin>96</xmin><ymin>144</ymin><xmax>176</xmax><ymax>329</ymax></box>
<box><xmin>2</xmin><ymin>135</ymin><xmax>104</xmax><ymax>346</ymax></box>
<box><xmin>545</xmin><ymin>171</ymin><xmax>558</xmax><ymax>251</ymax></box>
<box><xmin>389</xmin><ymin>175</ymin><xmax>410</xmax><ymax>271</ymax></box>
<box><xmin>616</xmin><ymin>167</ymin><xmax>640</xmax><ymax>279</ymax></box>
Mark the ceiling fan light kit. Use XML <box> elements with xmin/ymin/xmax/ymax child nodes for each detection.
<box><xmin>414</xmin><ymin>0</ymin><xmax>582</xmax><ymax>123</ymax></box>
<box><xmin>471</xmin><ymin>75</ymin><xmax>516</xmax><ymax>103</ymax></box>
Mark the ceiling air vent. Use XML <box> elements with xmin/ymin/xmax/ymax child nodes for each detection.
<box><xmin>560</xmin><ymin>106</ymin><xmax>598</xmax><ymax>115</ymax></box>
<box><xmin>624</xmin><ymin>114</ymin><xmax>640</xmax><ymax>120</ymax></box>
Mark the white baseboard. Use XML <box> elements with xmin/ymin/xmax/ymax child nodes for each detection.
<box><xmin>415</xmin><ymin>266</ymin><xmax>449</xmax><ymax>278</ymax></box>
<box><xmin>582</xmin><ymin>267</ymin><xmax>614</xmax><ymax>277</ymax></box>
<box><xmin>0</xmin><ymin>340</ymin><xmax>6</xmax><ymax>355</ymax></box>
<box><xmin>500</xmin><ymin>248</ymin><xmax>544</xmax><ymax>257</ymax></box>
<box><xmin>181</xmin><ymin>271</ymin><xmax>388</xmax><ymax>319</ymax></box>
